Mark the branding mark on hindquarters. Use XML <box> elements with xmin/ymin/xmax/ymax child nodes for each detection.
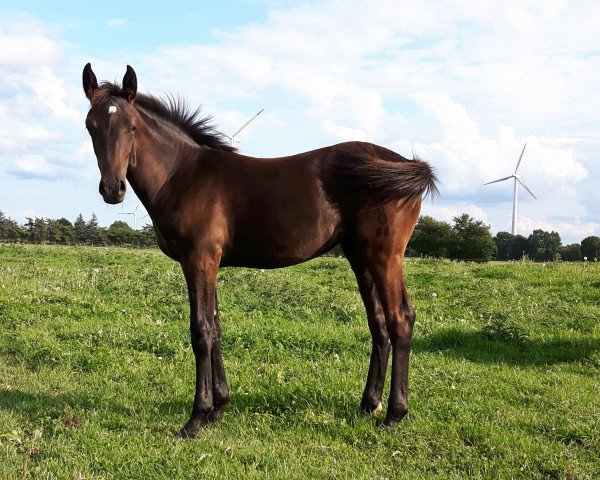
<box><xmin>375</xmin><ymin>207</ymin><xmax>389</xmax><ymax>236</ymax></box>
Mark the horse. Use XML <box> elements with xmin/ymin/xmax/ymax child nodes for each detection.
<box><xmin>82</xmin><ymin>63</ymin><xmax>438</xmax><ymax>438</ymax></box>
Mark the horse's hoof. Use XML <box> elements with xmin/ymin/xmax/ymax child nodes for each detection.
<box><xmin>178</xmin><ymin>426</ymin><xmax>198</xmax><ymax>439</ymax></box>
<box><xmin>383</xmin><ymin>407</ymin><xmax>408</xmax><ymax>427</ymax></box>
<box><xmin>360</xmin><ymin>401</ymin><xmax>383</xmax><ymax>414</ymax></box>
<box><xmin>178</xmin><ymin>418</ymin><xmax>203</xmax><ymax>439</ymax></box>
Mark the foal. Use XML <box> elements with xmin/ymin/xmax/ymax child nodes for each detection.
<box><xmin>82</xmin><ymin>63</ymin><xmax>438</xmax><ymax>437</ymax></box>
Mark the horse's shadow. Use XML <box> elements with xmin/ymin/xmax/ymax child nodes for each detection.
<box><xmin>0</xmin><ymin>387</ymin><xmax>128</xmax><ymax>413</ymax></box>
<box><xmin>412</xmin><ymin>328</ymin><xmax>600</xmax><ymax>368</ymax></box>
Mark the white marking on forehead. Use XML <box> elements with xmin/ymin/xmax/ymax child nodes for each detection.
<box><xmin>108</xmin><ymin>105</ymin><xmax>118</xmax><ymax>114</ymax></box>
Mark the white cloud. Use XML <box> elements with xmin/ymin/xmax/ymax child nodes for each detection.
<box><xmin>18</xmin><ymin>208</ymin><xmax>47</xmax><ymax>220</ymax></box>
<box><xmin>0</xmin><ymin>17</ymin><xmax>62</xmax><ymax>69</ymax></box>
<box><xmin>520</xmin><ymin>217</ymin><xmax>600</xmax><ymax>242</ymax></box>
<box><xmin>322</xmin><ymin>120</ymin><xmax>368</xmax><ymax>142</ymax></box>
<box><xmin>0</xmin><ymin>16</ymin><xmax>87</xmax><ymax>183</ymax></box>
<box><xmin>422</xmin><ymin>203</ymin><xmax>490</xmax><ymax>225</ymax></box>
<box><xmin>391</xmin><ymin>94</ymin><xmax>589</xmax><ymax>206</ymax></box>
<box><xmin>22</xmin><ymin>66</ymin><xmax>82</xmax><ymax>125</ymax></box>
<box><xmin>106</xmin><ymin>18</ymin><xmax>126</xmax><ymax>27</ymax></box>
<box><xmin>8</xmin><ymin>154</ymin><xmax>60</xmax><ymax>179</ymax></box>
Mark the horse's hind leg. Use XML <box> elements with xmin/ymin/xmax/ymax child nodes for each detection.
<box><xmin>368</xmin><ymin>256</ymin><xmax>415</xmax><ymax>426</ymax></box>
<box><xmin>354</xmin><ymin>201</ymin><xmax>421</xmax><ymax>426</ymax></box>
<box><xmin>341</xmin><ymin>239</ymin><xmax>390</xmax><ymax>413</ymax></box>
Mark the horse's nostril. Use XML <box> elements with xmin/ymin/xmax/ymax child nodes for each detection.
<box><xmin>119</xmin><ymin>180</ymin><xmax>126</xmax><ymax>193</ymax></box>
<box><xmin>99</xmin><ymin>180</ymin><xmax>107</xmax><ymax>196</ymax></box>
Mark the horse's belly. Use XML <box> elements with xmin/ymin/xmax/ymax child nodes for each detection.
<box><xmin>221</xmin><ymin>221</ymin><xmax>341</xmax><ymax>269</ymax></box>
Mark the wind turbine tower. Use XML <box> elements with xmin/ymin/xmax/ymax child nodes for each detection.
<box><xmin>226</xmin><ymin>109</ymin><xmax>264</xmax><ymax>148</ymax></box>
<box><xmin>484</xmin><ymin>143</ymin><xmax>537</xmax><ymax>236</ymax></box>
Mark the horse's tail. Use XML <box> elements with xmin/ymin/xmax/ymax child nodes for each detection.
<box><xmin>324</xmin><ymin>142</ymin><xmax>439</xmax><ymax>210</ymax></box>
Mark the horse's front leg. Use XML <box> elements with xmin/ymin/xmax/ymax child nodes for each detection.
<box><xmin>207</xmin><ymin>293</ymin><xmax>230</xmax><ymax>423</ymax></box>
<box><xmin>179</xmin><ymin>253</ymin><xmax>220</xmax><ymax>438</ymax></box>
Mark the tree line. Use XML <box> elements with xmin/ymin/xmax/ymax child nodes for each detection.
<box><xmin>0</xmin><ymin>211</ymin><xmax>156</xmax><ymax>248</ymax></box>
<box><xmin>407</xmin><ymin>214</ymin><xmax>600</xmax><ymax>262</ymax></box>
<box><xmin>1</xmin><ymin>210</ymin><xmax>599</xmax><ymax>261</ymax></box>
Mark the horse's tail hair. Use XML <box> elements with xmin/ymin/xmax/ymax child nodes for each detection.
<box><xmin>325</xmin><ymin>145</ymin><xmax>439</xmax><ymax>210</ymax></box>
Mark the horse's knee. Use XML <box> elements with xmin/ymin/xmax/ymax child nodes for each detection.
<box><xmin>404</xmin><ymin>303</ymin><xmax>416</xmax><ymax>327</ymax></box>
<box><xmin>385</xmin><ymin>308</ymin><xmax>415</xmax><ymax>345</ymax></box>
<box><xmin>190</xmin><ymin>323</ymin><xmax>215</xmax><ymax>353</ymax></box>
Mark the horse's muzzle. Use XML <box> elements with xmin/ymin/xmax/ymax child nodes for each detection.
<box><xmin>99</xmin><ymin>178</ymin><xmax>126</xmax><ymax>204</ymax></box>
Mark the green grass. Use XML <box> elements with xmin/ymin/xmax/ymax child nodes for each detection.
<box><xmin>0</xmin><ymin>244</ymin><xmax>598</xmax><ymax>479</ymax></box>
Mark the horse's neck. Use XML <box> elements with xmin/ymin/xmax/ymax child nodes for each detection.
<box><xmin>126</xmin><ymin>115</ymin><xmax>200</xmax><ymax>209</ymax></box>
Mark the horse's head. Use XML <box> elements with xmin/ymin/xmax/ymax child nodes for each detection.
<box><xmin>82</xmin><ymin>63</ymin><xmax>140</xmax><ymax>204</ymax></box>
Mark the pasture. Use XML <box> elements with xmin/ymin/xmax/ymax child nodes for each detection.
<box><xmin>0</xmin><ymin>244</ymin><xmax>598</xmax><ymax>479</ymax></box>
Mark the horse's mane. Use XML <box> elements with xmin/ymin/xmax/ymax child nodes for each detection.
<box><xmin>92</xmin><ymin>82</ymin><xmax>236</xmax><ymax>152</ymax></box>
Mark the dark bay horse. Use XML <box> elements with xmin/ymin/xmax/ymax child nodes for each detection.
<box><xmin>82</xmin><ymin>63</ymin><xmax>438</xmax><ymax>438</ymax></box>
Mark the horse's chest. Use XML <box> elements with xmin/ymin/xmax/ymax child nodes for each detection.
<box><xmin>154</xmin><ymin>226</ymin><xmax>182</xmax><ymax>261</ymax></box>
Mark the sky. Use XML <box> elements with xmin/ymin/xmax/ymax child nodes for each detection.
<box><xmin>0</xmin><ymin>0</ymin><xmax>599</xmax><ymax>243</ymax></box>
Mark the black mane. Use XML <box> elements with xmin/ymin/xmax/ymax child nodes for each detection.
<box><xmin>94</xmin><ymin>82</ymin><xmax>236</xmax><ymax>152</ymax></box>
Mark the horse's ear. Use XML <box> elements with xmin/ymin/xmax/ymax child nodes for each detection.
<box><xmin>122</xmin><ymin>65</ymin><xmax>137</xmax><ymax>102</ymax></box>
<box><xmin>82</xmin><ymin>63</ymin><xmax>98</xmax><ymax>101</ymax></box>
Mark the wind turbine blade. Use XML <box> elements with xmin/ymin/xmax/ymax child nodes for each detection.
<box><xmin>484</xmin><ymin>175</ymin><xmax>513</xmax><ymax>185</ymax></box>
<box><xmin>516</xmin><ymin>177</ymin><xmax>537</xmax><ymax>200</ymax></box>
<box><xmin>232</xmin><ymin>108</ymin><xmax>264</xmax><ymax>138</ymax></box>
<box><xmin>514</xmin><ymin>143</ymin><xmax>527</xmax><ymax>173</ymax></box>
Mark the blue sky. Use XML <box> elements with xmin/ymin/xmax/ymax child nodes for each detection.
<box><xmin>1</xmin><ymin>0</ymin><xmax>599</xmax><ymax>242</ymax></box>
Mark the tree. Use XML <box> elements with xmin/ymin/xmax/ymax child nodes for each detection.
<box><xmin>47</xmin><ymin>218</ymin><xmax>75</xmax><ymax>244</ymax></box>
<box><xmin>560</xmin><ymin>244</ymin><xmax>581</xmax><ymax>261</ymax></box>
<box><xmin>0</xmin><ymin>211</ymin><xmax>7</xmax><ymax>240</ymax></box>
<box><xmin>527</xmin><ymin>229</ymin><xmax>561</xmax><ymax>261</ymax></box>
<box><xmin>0</xmin><ymin>211</ymin><xmax>24</xmax><ymax>242</ymax></box>
<box><xmin>23</xmin><ymin>217</ymin><xmax>48</xmax><ymax>244</ymax></box>
<box><xmin>74</xmin><ymin>214</ymin><xmax>87</xmax><ymax>244</ymax></box>
<box><xmin>34</xmin><ymin>218</ymin><xmax>48</xmax><ymax>243</ymax></box>
<box><xmin>508</xmin><ymin>234</ymin><xmax>529</xmax><ymax>260</ymax></box>
<box><xmin>107</xmin><ymin>220</ymin><xmax>138</xmax><ymax>246</ymax></box>
<box><xmin>450</xmin><ymin>214</ymin><xmax>497</xmax><ymax>260</ymax></box>
<box><xmin>140</xmin><ymin>224</ymin><xmax>157</xmax><ymax>248</ymax></box>
<box><xmin>493</xmin><ymin>231</ymin><xmax>514</xmax><ymax>260</ymax></box>
<box><xmin>85</xmin><ymin>213</ymin><xmax>106</xmax><ymax>246</ymax></box>
<box><xmin>0</xmin><ymin>213</ymin><xmax>23</xmax><ymax>242</ymax></box>
<box><xmin>408</xmin><ymin>216</ymin><xmax>455</xmax><ymax>257</ymax></box>
<box><xmin>580</xmin><ymin>236</ymin><xmax>600</xmax><ymax>261</ymax></box>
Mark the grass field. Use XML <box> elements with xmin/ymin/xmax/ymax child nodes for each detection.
<box><xmin>0</xmin><ymin>244</ymin><xmax>598</xmax><ymax>479</ymax></box>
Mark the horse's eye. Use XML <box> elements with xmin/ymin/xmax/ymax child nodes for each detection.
<box><xmin>131</xmin><ymin>124</ymin><xmax>137</xmax><ymax>133</ymax></box>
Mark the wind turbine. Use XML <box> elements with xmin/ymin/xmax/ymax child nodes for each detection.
<box><xmin>118</xmin><ymin>203</ymin><xmax>146</xmax><ymax>229</ymax></box>
<box><xmin>225</xmin><ymin>109</ymin><xmax>264</xmax><ymax>148</ymax></box>
<box><xmin>484</xmin><ymin>143</ymin><xmax>537</xmax><ymax>236</ymax></box>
